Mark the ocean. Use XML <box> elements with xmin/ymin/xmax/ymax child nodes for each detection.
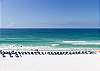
<box><xmin>0</xmin><ymin>28</ymin><xmax>100</xmax><ymax>48</ymax></box>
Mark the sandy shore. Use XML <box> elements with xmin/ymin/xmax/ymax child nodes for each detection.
<box><xmin>0</xmin><ymin>47</ymin><xmax>100</xmax><ymax>71</ymax></box>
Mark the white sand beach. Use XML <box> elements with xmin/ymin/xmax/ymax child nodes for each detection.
<box><xmin>0</xmin><ymin>48</ymin><xmax>100</xmax><ymax>71</ymax></box>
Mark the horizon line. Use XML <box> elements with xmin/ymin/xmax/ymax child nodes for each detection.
<box><xmin>0</xmin><ymin>27</ymin><xmax>100</xmax><ymax>29</ymax></box>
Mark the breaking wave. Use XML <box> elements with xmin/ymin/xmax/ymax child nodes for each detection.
<box><xmin>62</xmin><ymin>41</ymin><xmax>100</xmax><ymax>45</ymax></box>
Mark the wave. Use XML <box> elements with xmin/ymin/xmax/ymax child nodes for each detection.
<box><xmin>62</xmin><ymin>40</ymin><xmax>100</xmax><ymax>45</ymax></box>
<box><xmin>62</xmin><ymin>41</ymin><xmax>86</xmax><ymax>43</ymax></box>
<box><xmin>51</xmin><ymin>44</ymin><xmax>60</xmax><ymax>46</ymax></box>
<box><xmin>0</xmin><ymin>40</ymin><xmax>100</xmax><ymax>49</ymax></box>
<box><xmin>72</xmin><ymin>42</ymin><xmax>100</xmax><ymax>45</ymax></box>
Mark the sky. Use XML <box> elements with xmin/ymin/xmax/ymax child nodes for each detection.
<box><xmin>0</xmin><ymin>0</ymin><xmax>99</xmax><ymax>28</ymax></box>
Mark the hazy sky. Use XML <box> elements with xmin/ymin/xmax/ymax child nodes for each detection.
<box><xmin>0</xmin><ymin>0</ymin><xmax>99</xmax><ymax>28</ymax></box>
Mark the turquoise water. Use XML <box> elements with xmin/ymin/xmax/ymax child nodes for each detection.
<box><xmin>0</xmin><ymin>28</ymin><xmax>100</xmax><ymax>48</ymax></box>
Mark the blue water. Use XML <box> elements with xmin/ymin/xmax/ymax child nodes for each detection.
<box><xmin>0</xmin><ymin>28</ymin><xmax>100</xmax><ymax>48</ymax></box>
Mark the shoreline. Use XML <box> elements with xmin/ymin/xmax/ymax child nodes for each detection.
<box><xmin>0</xmin><ymin>47</ymin><xmax>100</xmax><ymax>58</ymax></box>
